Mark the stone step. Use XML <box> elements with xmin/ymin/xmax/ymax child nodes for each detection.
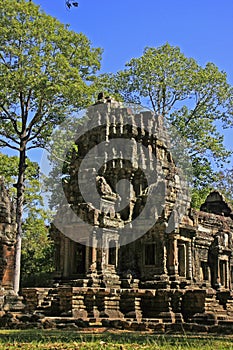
<box><xmin>218</xmin><ymin>319</ymin><xmax>233</xmax><ymax>326</ymax></box>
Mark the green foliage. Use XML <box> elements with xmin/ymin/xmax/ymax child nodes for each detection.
<box><xmin>191</xmin><ymin>187</ymin><xmax>211</xmax><ymax>209</ymax></box>
<box><xmin>42</xmin><ymin>114</ymin><xmax>86</xmax><ymax>209</ymax></box>
<box><xmin>0</xmin><ymin>152</ymin><xmax>42</xmax><ymax>207</ymax></box>
<box><xmin>21</xmin><ymin>212</ymin><xmax>54</xmax><ymax>287</ymax></box>
<box><xmin>97</xmin><ymin>44</ymin><xmax>233</xmax><ymax>205</ymax></box>
<box><xmin>0</xmin><ymin>0</ymin><xmax>102</xmax><ymax>151</ymax></box>
<box><xmin>0</xmin><ymin>0</ymin><xmax>102</xmax><ymax>292</ymax></box>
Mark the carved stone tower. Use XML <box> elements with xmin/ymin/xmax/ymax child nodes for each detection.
<box><xmin>51</xmin><ymin>99</ymin><xmax>191</xmax><ymax>289</ymax></box>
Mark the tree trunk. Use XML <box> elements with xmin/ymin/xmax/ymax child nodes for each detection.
<box><xmin>13</xmin><ymin>142</ymin><xmax>26</xmax><ymax>294</ymax></box>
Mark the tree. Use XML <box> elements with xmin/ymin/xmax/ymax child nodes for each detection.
<box><xmin>97</xmin><ymin>43</ymin><xmax>233</xmax><ymax>202</ymax></box>
<box><xmin>21</xmin><ymin>211</ymin><xmax>54</xmax><ymax>287</ymax></box>
<box><xmin>0</xmin><ymin>152</ymin><xmax>42</xmax><ymax>206</ymax></box>
<box><xmin>0</xmin><ymin>0</ymin><xmax>102</xmax><ymax>293</ymax></box>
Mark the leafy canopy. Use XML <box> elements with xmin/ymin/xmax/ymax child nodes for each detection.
<box><xmin>0</xmin><ymin>153</ymin><xmax>42</xmax><ymax>207</ymax></box>
<box><xmin>97</xmin><ymin>43</ymin><xmax>233</xmax><ymax>197</ymax></box>
<box><xmin>0</xmin><ymin>0</ymin><xmax>102</xmax><ymax>292</ymax></box>
<box><xmin>0</xmin><ymin>0</ymin><xmax>102</xmax><ymax>151</ymax></box>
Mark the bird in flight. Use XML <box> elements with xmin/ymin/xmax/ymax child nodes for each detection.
<box><xmin>66</xmin><ymin>1</ymin><xmax>79</xmax><ymax>9</ymax></box>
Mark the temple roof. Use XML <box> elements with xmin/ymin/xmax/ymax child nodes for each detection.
<box><xmin>200</xmin><ymin>191</ymin><xmax>233</xmax><ymax>219</ymax></box>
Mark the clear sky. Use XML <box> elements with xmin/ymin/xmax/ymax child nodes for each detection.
<box><xmin>33</xmin><ymin>0</ymin><xmax>233</xmax><ymax>81</ymax></box>
<box><xmin>32</xmin><ymin>0</ymin><xmax>233</xmax><ymax>163</ymax></box>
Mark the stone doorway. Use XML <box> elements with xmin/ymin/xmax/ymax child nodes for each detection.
<box><xmin>108</xmin><ymin>240</ymin><xmax>117</xmax><ymax>266</ymax></box>
<box><xmin>219</xmin><ymin>260</ymin><xmax>228</xmax><ymax>288</ymax></box>
<box><xmin>73</xmin><ymin>243</ymin><xmax>86</xmax><ymax>275</ymax></box>
<box><xmin>178</xmin><ymin>243</ymin><xmax>186</xmax><ymax>277</ymax></box>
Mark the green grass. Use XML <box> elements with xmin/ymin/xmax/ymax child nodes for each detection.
<box><xmin>0</xmin><ymin>330</ymin><xmax>233</xmax><ymax>349</ymax></box>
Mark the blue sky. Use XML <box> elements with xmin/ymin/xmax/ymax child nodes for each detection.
<box><xmin>33</xmin><ymin>0</ymin><xmax>233</xmax><ymax>80</ymax></box>
<box><xmin>32</xmin><ymin>0</ymin><xmax>233</xmax><ymax>164</ymax></box>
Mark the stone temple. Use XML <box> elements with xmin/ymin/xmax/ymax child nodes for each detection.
<box><xmin>2</xmin><ymin>100</ymin><xmax>233</xmax><ymax>331</ymax></box>
<box><xmin>50</xmin><ymin>101</ymin><xmax>233</xmax><ymax>292</ymax></box>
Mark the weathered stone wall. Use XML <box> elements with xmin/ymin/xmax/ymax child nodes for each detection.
<box><xmin>20</xmin><ymin>285</ymin><xmax>233</xmax><ymax>333</ymax></box>
<box><xmin>0</xmin><ymin>178</ymin><xmax>16</xmax><ymax>289</ymax></box>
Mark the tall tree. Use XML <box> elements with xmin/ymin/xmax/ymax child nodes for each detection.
<box><xmin>0</xmin><ymin>0</ymin><xmax>102</xmax><ymax>293</ymax></box>
<box><xmin>97</xmin><ymin>43</ymin><xmax>233</xmax><ymax>198</ymax></box>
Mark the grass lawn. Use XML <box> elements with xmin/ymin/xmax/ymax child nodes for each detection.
<box><xmin>0</xmin><ymin>330</ymin><xmax>233</xmax><ymax>349</ymax></box>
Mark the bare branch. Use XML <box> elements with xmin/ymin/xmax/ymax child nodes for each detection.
<box><xmin>0</xmin><ymin>131</ymin><xmax>20</xmax><ymax>144</ymax></box>
<box><xmin>0</xmin><ymin>139</ymin><xmax>20</xmax><ymax>151</ymax></box>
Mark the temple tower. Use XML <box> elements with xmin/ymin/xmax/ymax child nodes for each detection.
<box><xmin>52</xmin><ymin>99</ymin><xmax>191</xmax><ymax>288</ymax></box>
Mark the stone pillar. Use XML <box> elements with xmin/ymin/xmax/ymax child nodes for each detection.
<box><xmin>225</xmin><ymin>259</ymin><xmax>230</xmax><ymax>289</ymax></box>
<box><xmin>63</xmin><ymin>237</ymin><xmax>70</xmax><ymax>278</ymax></box>
<box><xmin>162</xmin><ymin>239</ymin><xmax>168</xmax><ymax>275</ymax></box>
<box><xmin>2</xmin><ymin>243</ymin><xmax>15</xmax><ymax>289</ymax></box>
<box><xmin>167</xmin><ymin>234</ymin><xmax>178</xmax><ymax>280</ymax></box>
<box><xmin>187</xmin><ymin>241</ymin><xmax>192</xmax><ymax>280</ymax></box>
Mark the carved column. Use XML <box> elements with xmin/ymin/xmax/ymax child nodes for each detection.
<box><xmin>167</xmin><ymin>234</ymin><xmax>179</xmax><ymax>280</ymax></box>
<box><xmin>63</xmin><ymin>237</ymin><xmax>70</xmax><ymax>278</ymax></box>
<box><xmin>162</xmin><ymin>239</ymin><xmax>168</xmax><ymax>275</ymax></box>
<box><xmin>187</xmin><ymin>241</ymin><xmax>192</xmax><ymax>280</ymax></box>
<box><xmin>227</xmin><ymin>259</ymin><xmax>230</xmax><ymax>289</ymax></box>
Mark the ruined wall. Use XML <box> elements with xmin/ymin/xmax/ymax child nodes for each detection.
<box><xmin>0</xmin><ymin>179</ymin><xmax>27</xmax><ymax>315</ymax></box>
<box><xmin>0</xmin><ymin>178</ymin><xmax>16</xmax><ymax>289</ymax></box>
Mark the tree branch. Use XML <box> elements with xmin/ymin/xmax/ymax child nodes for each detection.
<box><xmin>25</xmin><ymin>89</ymin><xmax>32</xmax><ymax>116</ymax></box>
<box><xmin>162</xmin><ymin>84</ymin><xmax>166</xmax><ymax>116</ymax></box>
<box><xmin>185</xmin><ymin>96</ymin><xmax>207</xmax><ymax>125</ymax></box>
<box><xmin>26</xmin><ymin>98</ymin><xmax>44</xmax><ymax>135</ymax></box>
<box><xmin>27</xmin><ymin>120</ymin><xmax>48</xmax><ymax>142</ymax></box>
<box><xmin>0</xmin><ymin>53</ymin><xmax>11</xmax><ymax>69</ymax></box>
<box><xmin>0</xmin><ymin>131</ymin><xmax>20</xmax><ymax>144</ymax></box>
<box><xmin>147</xmin><ymin>87</ymin><xmax>156</xmax><ymax>113</ymax></box>
<box><xmin>20</xmin><ymin>91</ymin><xmax>26</xmax><ymax>130</ymax></box>
<box><xmin>0</xmin><ymin>139</ymin><xmax>20</xmax><ymax>151</ymax></box>
<box><xmin>0</xmin><ymin>105</ymin><xmax>20</xmax><ymax>135</ymax></box>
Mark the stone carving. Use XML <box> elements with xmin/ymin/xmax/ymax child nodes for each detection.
<box><xmin>96</xmin><ymin>176</ymin><xmax>115</xmax><ymax>197</ymax></box>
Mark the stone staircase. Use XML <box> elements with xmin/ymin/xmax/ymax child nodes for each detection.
<box><xmin>204</xmin><ymin>294</ymin><xmax>227</xmax><ymax>320</ymax></box>
<box><xmin>36</xmin><ymin>288</ymin><xmax>60</xmax><ymax>316</ymax></box>
<box><xmin>22</xmin><ymin>288</ymin><xmax>60</xmax><ymax>316</ymax></box>
<box><xmin>21</xmin><ymin>286</ymin><xmax>233</xmax><ymax>331</ymax></box>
